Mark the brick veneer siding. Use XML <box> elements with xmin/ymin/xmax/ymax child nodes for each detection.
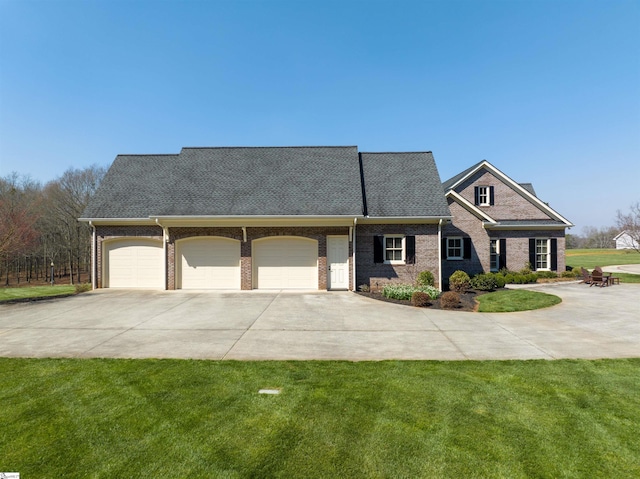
<box><xmin>355</xmin><ymin>224</ymin><xmax>440</xmax><ymax>291</ymax></box>
<box><xmin>95</xmin><ymin>225</ymin><xmax>164</xmax><ymax>289</ymax></box>
<box><xmin>457</xmin><ymin>170</ymin><xmax>553</xmax><ymax>220</ymax></box>
<box><xmin>442</xmin><ymin>200</ymin><xmax>567</xmax><ymax>286</ymax></box>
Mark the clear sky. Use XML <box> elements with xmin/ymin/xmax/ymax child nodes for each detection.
<box><xmin>1</xmin><ymin>0</ymin><xmax>638</xmax><ymax>232</ymax></box>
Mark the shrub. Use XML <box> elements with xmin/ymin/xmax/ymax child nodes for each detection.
<box><xmin>449</xmin><ymin>270</ymin><xmax>470</xmax><ymax>293</ymax></box>
<box><xmin>382</xmin><ymin>284</ymin><xmax>440</xmax><ymax>301</ymax></box>
<box><xmin>411</xmin><ymin>291</ymin><xmax>431</xmax><ymax>307</ymax></box>
<box><xmin>358</xmin><ymin>284</ymin><xmax>370</xmax><ymax>292</ymax></box>
<box><xmin>561</xmin><ymin>270</ymin><xmax>577</xmax><ymax>278</ymax></box>
<box><xmin>536</xmin><ymin>271</ymin><xmax>558</xmax><ymax>279</ymax></box>
<box><xmin>74</xmin><ymin>283</ymin><xmax>92</xmax><ymax>293</ymax></box>
<box><xmin>470</xmin><ymin>273</ymin><xmax>498</xmax><ymax>291</ymax></box>
<box><xmin>416</xmin><ymin>270</ymin><xmax>435</xmax><ymax>287</ymax></box>
<box><xmin>526</xmin><ymin>273</ymin><xmax>538</xmax><ymax>283</ymax></box>
<box><xmin>440</xmin><ymin>291</ymin><xmax>460</xmax><ymax>309</ymax></box>
<box><xmin>492</xmin><ymin>273</ymin><xmax>506</xmax><ymax>288</ymax></box>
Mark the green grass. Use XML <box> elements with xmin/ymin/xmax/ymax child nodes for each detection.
<box><xmin>1</xmin><ymin>358</ymin><xmax>638</xmax><ymax>478</ymax></box>
<box><xmin>476</xmin><ymin>290</ymin><xmax>562</xmax><ymax>312</ymax></box>
<box><xmin>0</xmin><ymin>285</ymin><xmax>77</xmax><ymax>301</ymax></box>
<box><xmin>567</xmin><ymin>248</ymin><xmax>640</xmax><ymax>269</ymax></box>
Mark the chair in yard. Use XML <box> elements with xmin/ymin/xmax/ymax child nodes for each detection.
<box><xmin>590</xmin><ymin>267</ymin><xmax>609</xmax><ymax>287</ymax></box>
<box><xmin>594</xmin><ymin>266</ymin><xmax>620</xmax><ymax>285</ymax></box>
<box><xmin>580</xmin><ymin>267</ymin><xmax>592</xmax><ymax>284</ymax></box>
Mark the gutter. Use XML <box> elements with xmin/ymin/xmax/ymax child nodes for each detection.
<box><xmin>156</xmin><ymin>218</ymin><xmax>169</xmax><ymax>290</ymax></box>
<box><xmin>438</xmin><ymin>219</ymin><xmax>443</xmax><ymax>291</ymax></box>
<box><xmin>89</xmin><ymin>221</ymin><xmax>96</xmax><ymax>290</ymax></box>
<box><xmin>352</xmin><ymin>217</ymin><xmax>357</xmax><ymax>291</ymax></box>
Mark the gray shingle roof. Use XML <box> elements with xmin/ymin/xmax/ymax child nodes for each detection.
<box><xmin>519</xmin><ymin>183</ymin><xmax>537</xmax><ymax>196</ymax></box>
<box><xmin>82</xmin><ymin>146</ymin><xmax>453</xmax><ymax>220</ymax></box>
<box><xmin>359</xmin><ymin>152</ymin><xmax>450</xmax><ymax>217</ymax></box>
<box><xmin>442</xmin><ymin>160</ymin><xmax>484</xmax><ymax>191</ymax></box>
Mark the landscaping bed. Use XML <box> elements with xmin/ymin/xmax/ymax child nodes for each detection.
<box><xmin>356</xmin><ymin>289</ymin><xmax>485</xmax><ymax>311</ymax></box>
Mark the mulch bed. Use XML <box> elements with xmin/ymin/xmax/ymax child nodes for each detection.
<box><xmin>356</xmin><ymin>290</ymin><xmax>488</xmax><ymax>312</ymax></box>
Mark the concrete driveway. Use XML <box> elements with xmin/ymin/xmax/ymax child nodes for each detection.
<box><xmin>1</xmin><ymin>283</ymin><xmax>639</xmax><ymax>360</ymax></box>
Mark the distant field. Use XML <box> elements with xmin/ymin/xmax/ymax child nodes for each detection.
<box><xmin>566</xmin><ymin>249</ymin><xmax>640</xmax><ymax>269</ymax></box>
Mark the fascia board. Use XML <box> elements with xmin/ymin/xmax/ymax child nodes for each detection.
<box><xmin>446</xmin><ymin>161</ymin><xmax>489</xmax><ymax>191</ymax></box>
<box><xmin>483</xmin><ymin>223</ymin><xmax>568</xmax><ymax>231</ymax></box>
<box><xmin>447</xmin><ymin>191</ymin><xmax>496</xmax><ymax>223</ymax></box>
<box><xmin>78</xmin><ymin>218</ymin><xmax>157</xmax><ymax>225</ymax></box>
<box><xmin>150</xmin><ymin>215</ymin><xmax>359</xmax><ymax>227</ymax></box>
<box><xmin>358</xmin><ymin>216</ymin><xmax>452</xmax><ymax>225</ymax></box>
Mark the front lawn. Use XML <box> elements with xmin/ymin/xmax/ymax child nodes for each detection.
<box><xmin>476</xmin><ymin>289</ymin><xmax>562</xmax><ymax>312</ymax></box>
<box><xmin>1</xmin><ymin>359</ymin><xmax>638</xmax><ymax>478</ymax></box>
<box><xmin>0</xmin><ymin>285</ymin><xmax>77</xmax><ymax>302</ymax></box>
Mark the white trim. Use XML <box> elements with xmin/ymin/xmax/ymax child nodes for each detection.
<box><xmin>447</xmin><ymin>191</ymin><xmax>497</xmax><ymax>223</ymax></box>
<box><xmin>359</xmin><ymin>216</ymin><xmax>451</xmax><ymax>225</ymax></box>
<box><xmin>352</xmin><ymin>218</ymin><xmax>357</xmax><ymax>291</ymax></box>
<box><xmin>483</xmin><ymin>222</ymin><xmax>567</xmax><ymax>231</ymax></box>
<box><xmin>446</xmin><ymin>237</ymin><xmax>464</xmax><ymax>260</ymax></box>
<box><xmin>477</xmin><ymin>185</ymin><xmax>490</xmax><ymax>206</ymax></box>
<box><xmin>534</xmin><ymin>238</ymin><xmax>551</xmax><ymax>271</ymax></box>
<box><xmin>383</xmin><ymin>234</ymin><xmax>405</xmax><ymax>264</ymax></box>
<box><xmin>438</xmin><ymin>219</ymin><xmax>443</xmax><ymax>291</ymax></box>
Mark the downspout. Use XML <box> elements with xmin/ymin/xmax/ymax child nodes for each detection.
<box><xmin>156</xmin><ymin>219</ymin><xmax>169</xmax><ymax>290</ymax></box>
<box><xmin>438</xmin><ymin>219</ymin><xmax>443</xmax><ymax>292</ymax></box>
<box><xmin>89</xmin><ymin>221</ymin><xmax>96</xmax><ymax>290</ymax></box>
<box><xmin>352</xmin><ymin>218</ymin><xmax>357</xmax><ymax>291</ymax></box>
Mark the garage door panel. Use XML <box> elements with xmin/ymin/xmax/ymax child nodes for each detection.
<box><xmin>254</xmin><ymin>238</ymin><xmax>318</xmax><ymax>289</ymax></box>
<box><xmin>106</xmin><ymin>240</ymin><xmax>163</xmax><ymax>289</ymax></box>
<box><xmin>178</xmin><ymin>238</ymin><xmax>240</xmax><ymax>289</ymax></box>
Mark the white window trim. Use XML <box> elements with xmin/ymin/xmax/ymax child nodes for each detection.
<box><xmin>490</xmin><ymin>239</ymin><xmax>499</xmax><ymax>272</ymax></box>
<box><xmin>383</xmin><ymin>235</ymin><xmax>405</xmax><ymax>265</ymax></box>
<box><xmin>447</xmin><ymin>237</ymin><xmax>463</xmax><ymax>260</ymax></box>
<box><xmin>478</xmin><ymin>185</ymin><xmax>490</xmax><ymax>206</ymax></box>
<box><xmin>535</xmin><ymin>238</ymin><xmax>551</xmax><ymax>271</ymax></box>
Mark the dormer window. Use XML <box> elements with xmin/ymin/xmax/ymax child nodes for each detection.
<box><xmin>474</xmin><ymin>186</ymin><xmax>494</xmax><ymax>206</ymax></box>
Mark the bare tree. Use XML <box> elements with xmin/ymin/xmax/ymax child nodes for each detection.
<box><xmin>616</xmin><ymin>202</ymin><xmax>640</xmax><ymax>253</ymax></box>
<box><xmin>581</xmin><ymin>225</ymin><xmax>617</xmax><ymax>249</ymax></box>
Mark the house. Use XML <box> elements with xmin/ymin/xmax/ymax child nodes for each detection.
<box><xmin>80</xmin><ymin>146</ymin><xmax>451</xmax><ymax>291</ymax></box>
<box><xmin>80</xmin><ymin>148</ymin><xmax>572</xmax><ymax>292</ymax></box>
<box><xmin>441</xmin><ymin>160</ymin><xmax>573</xmax><ymax>282</ymax></box>
<box><xmin>614</xmin><ymin>231</ymin><xmax>639</xmax><ymax>250</ymax></box>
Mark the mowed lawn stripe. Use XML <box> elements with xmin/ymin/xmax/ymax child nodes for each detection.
<box><xmin>1</xmin><ymin>359</ymin><xmax>639</xmax><ymax>478</ymax></box>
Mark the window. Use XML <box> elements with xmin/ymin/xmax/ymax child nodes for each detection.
<box><xmin>373</xmin><ymin>235</ymin><xmax>415</xmax><ymax>264</ymax></box>
<box><xmin>490</xmin><ymin>239</ymin><xmax>499</xmax><ymax>272</ymax></box>
<box><xmin>385</xmin><ymin>236</ymin><xmax>404</xmax><ymax>262</ymax></box>
<box><xmin>474</xmin><ymin>186</ymin><xmax>494</xmax><ymax>206</ymax></box>
<box><xmin>535</xmin><ymin>239</ymin><xmax>549</xmax><ymax>270</ymax></box>
<box><xmin>447</xmin><ymin>237</ymin><xmax>463</xmax><ymax>260</ymax></box>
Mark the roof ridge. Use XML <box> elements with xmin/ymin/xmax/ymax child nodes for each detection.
<box><xmin>360</xmin><ymin>151</ymin><xmax>432</xmax><ymax>154</ymax></box>
<box><xmin>180</xmin><ymin>145</ymin><xmax>358</xmax><ymax>150</ymax></box>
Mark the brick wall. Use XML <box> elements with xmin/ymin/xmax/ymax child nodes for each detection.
<box><xmin>356</xmin><ymin>224</ymin><xmax>440</xmax><ymax>290</ymax></box>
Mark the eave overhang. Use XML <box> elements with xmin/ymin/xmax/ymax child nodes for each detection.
<box><xmin>358</xmin><ymin>216</ymin><xmax>452</xmax><ymax>225</ymax></box>
<box><xmin>482</xmin><ymin>222</ymin><xmax>569</xmax><ymax>231</ymax></box>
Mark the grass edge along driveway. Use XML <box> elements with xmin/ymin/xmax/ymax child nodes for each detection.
<box><xmin>477</xmin><ymin>289</ymin><xmax>561</xmax><ymax>312</ymax></box>
<box><xmin>1</xmin><ymin>358</ymin><xmax>638</xmax><ymax>478</ymax></box>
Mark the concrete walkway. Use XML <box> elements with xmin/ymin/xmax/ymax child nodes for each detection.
<box><xmin>1</xmin><ymin>283</ymin><xmax>638</xmax><ymax>361</ymax></box>
<box><xmin>602</xmin><ymin>263</ymin><xmax>640</xmax><ymax>274</ymax></box>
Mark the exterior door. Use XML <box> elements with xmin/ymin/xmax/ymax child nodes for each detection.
<box><xmin>327</xmin><ymin>235</ymin><xmax>349</xmax><ymax>290</ymax></box>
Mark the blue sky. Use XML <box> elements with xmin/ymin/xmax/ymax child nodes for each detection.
<box><xmin>0</xmin><ymin>0</ymin><xmax>638</xmax><ymax>232</ymax></box>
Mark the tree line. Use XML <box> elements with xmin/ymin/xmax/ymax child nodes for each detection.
<box><xmin>0</xmin><ymin>166</ymin><xmax>106</xmax><ymax>287</ymax></box>
<box><xmin>566</xmin><ymin>203</ymin><xmax>640</xmax><ymax>252</ymax></box>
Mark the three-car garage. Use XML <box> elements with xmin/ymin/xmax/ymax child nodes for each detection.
<box><xmin>102</xmin><ymin>236</ymin><xmax>321</xmax><ymax>290</ymax></box>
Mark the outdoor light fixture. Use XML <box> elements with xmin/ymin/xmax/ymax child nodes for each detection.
<box><xmin>50</xmin><ymin>262</ymin><xmax>54</xmax><ymax>286</ymax></box>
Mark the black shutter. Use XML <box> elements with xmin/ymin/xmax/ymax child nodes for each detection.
<box><xmin>550</xmin><ymin>239</ymin><xmax>558</xmax><ymax>271</ymax></box>
<box><xmin>406</xmin><ymin>236</ymin><xmax>415</xmax><ymax>264</ymax></box>
<box><xmin>474</xmin><ymin>187</ymin><xmax>479</xmax><ymax>206</ymax></box>
<box><xmin>499</xmin><ymin>239</ymin><xmax>507</xmax><ymax>270</ymax></box>
<box><xmin>489</xmin><ymin>186</ymin><xmax>495</xmax><ymax>205</ymax></box>
<box><xmin>463</xmin><ymin>238</ymin><xmax>472</xmax><ymax>259</ymax></box>
<box><xmin>441</xmin><ymin>237</ymin><xmax>447</xmax><ymax>260</ymax></box>
<box><xmin>374</xmin><ymin>236</ymin><xmax>384</xmax><ymax>263</ymax></box>
<box><xmin>529</xmin><ymin>239</ymin><xmax>536</xmax><ymax>270</ymax></box>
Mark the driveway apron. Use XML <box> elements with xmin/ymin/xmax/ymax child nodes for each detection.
<box><xmin>0</xmin><ymin>283</ymin><xmax>638</xmax><ymax>360</ymax></box>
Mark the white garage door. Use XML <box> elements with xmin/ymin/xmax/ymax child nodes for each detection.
<box><xmin>178</xmin><ymin>237</ymin><xmax>240</xmax><ymax>289</ymax></box>
<box><xmin>253</xmin><ymin>237</ymin><xmax>318</xmax><ymax>289</ymax></box>
<box><xmin>105</xmin><ymin>239</ymin><xmax>163</xmax><ymax>288</ymax></box>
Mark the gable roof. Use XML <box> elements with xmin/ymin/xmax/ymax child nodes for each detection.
<box><xmin>360</xmin><ymin>151</ymin><xmax>450</xmax><ymax>218</ymax></box>
<box><xmin>81</xmin><ymin>146</ymin><xmax>451</xmax><ymax>221</ymax></box>
<box><xmin>442</xmin><ymin>160</ymin><xmax>573</xmax><ymax>227</ymax></box>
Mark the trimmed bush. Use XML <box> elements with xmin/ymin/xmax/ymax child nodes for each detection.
<box><xmin>416</xmin><ymin>270</ymin><xmax>435</xmax><ymax>287</ymax></box>
<box><xmin>358</xmin><ymin>284</ymin><xmax>370</xmax><ymax>292</ymax></box>
<box><xmin>536</xmin><ymin>271</ymin><xmax>558</xmax><ymax>279</ymax></box>
<box><xmin>440</xmin><ymin>291</ymin><xmax>460</xmax><ymax>309</ymax></box>
<box><xmin>470</xmin><ymin>273</ymin><xmax>499</xmax><ymax>291</ymax></box>
<box><xmin>449</xmin><ymin>270</ymin><xmax>470</xmax><ymax>293</ymax></box>
<box><xmin>561</xmin><ymin>270</ymin><xmax>578</xmax><ymax>278</ymax></box>
<box><xmin>411</xmin><ymin>291</ymin><xmax>431</xmax><ymax>307</ymax></box>
<box><xmin>382</xmin><ymin>284</ymin><xmax>440</xmax><ymax>301</ymax></box>
<box><xmin>493</xmin><ymin>273</ymin><xmax>506</xmax><ymax>288</ymax></box>
<box><xmin>74</xmin><ymin>283</ymin><xmax>91</xmax><ymax>293</ymax></box>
